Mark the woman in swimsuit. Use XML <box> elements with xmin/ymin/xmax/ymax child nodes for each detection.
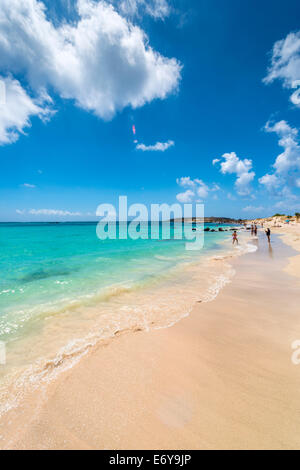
<box><xmin>232</xmin><ymin>230</ymin><xmax>238</xmax><ymax>245</ymax></box>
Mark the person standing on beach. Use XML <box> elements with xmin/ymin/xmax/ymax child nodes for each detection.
<box><xmin>254</xmin><ymin>225</ymin><xmax>258</xmax><ymax>236</ymax></box>
<box><xmin>265</xmin><ymin>228</ymin><xmax>271</xmax><ymax>243</ymax></box>
<box><xmin>232</xmin><ymin>230</ymin><xmax>238</xmax><ymax>245</ymax></box>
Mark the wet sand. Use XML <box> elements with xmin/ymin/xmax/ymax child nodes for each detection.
<box><xmin>1</xmin><ymin>227</ymin><xmax>300</xmax><ymax>450</ymax></box>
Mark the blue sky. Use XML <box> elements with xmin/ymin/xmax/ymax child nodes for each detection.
<box><xmin>0</xmin><ymin>0</ymin><xmax>300</xmax><ymax>221</ymax></box>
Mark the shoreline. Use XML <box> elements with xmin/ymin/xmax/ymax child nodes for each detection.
<box><xmin>0</xmin><ymin>229</ymin><xmax>251</xmax><ymax>419</ymax></box>
<box><xmin>272</xmin><ymin>225</ymin><xmax>300</xmax><ymax>280</ymax></box>
<box><xmin>1</xmin><ymin>226</ymin><xmax>300</xmax><ymax>449</ymax></box>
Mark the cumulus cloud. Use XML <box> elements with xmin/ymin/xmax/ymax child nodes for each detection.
<box><xmin>176</xmin><ymin>176</ymin><xmax>220</xmax><ymax>202</ymax></box>
<box><xmin>176</xmin><ymin>176</ymin><xmax>195</xmax><ymax>188</ymax></box>
<box><xmin>0</xmin><ymin>76</ymin><xmax>52</xmax><ymax>145</ymax></box>
<box><xmin>118</xmin><ymin>0</ymin><xmax>171</xmax><ymax>19</ymax></box>
<box><xmin>259</xmin><ymin>120</ymin><xmax>300</xmax><ymax>190</ymax></box>
<box><xmin>136</xmin><ymin>140</ymin><xmax>174</xmax><ymax>151</ymax></box>
<box><xmin>214</xmin><ymin>152</ymin><xmax>255</xmax><ymax>195</ymax></box>
<box><xmin>258</xmin><ymin>173</ymin><xmax>280</xmax><ymax>190</ymax></box>
<box><xmin>265</xmin><ymin>120</ymin><xmax>300</xmax><ymax>173</ymax></box>
<box><xmin>176</xmin><ymin>189</ymin><xmax>195</xmax><ymax>203</ymax></box>
<box><xmin>196</xmin><ymin>180</ymin><xmax>209</xmax><ymax>199</ymax></box>
<box><xmin>0</xmin><ymin>0</ymin><xmax>181</xmax><ymax>143</ymax></box>
<box><xmin>264</xmin><ymin>30</ymin><xmax>300</xmax><ymax>106</ymax></box>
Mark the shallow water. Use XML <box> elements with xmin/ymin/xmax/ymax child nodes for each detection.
<box><xmin>0</xmin><ymin>222</ymin><xmax>253</xmax><ymax>415</ymax></box>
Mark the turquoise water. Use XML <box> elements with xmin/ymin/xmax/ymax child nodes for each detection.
<box><xmin>0</xmin><ymin>221</ymin><xmax>251</xmax><ymax>412</ymax></box>
<box><xmin>0</xmin><ymin>222</ymin><xmax>234</xmax><ymax>343</ymax></box>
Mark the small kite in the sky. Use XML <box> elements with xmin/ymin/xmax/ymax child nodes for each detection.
<box><xmin>132</xmin><ymin>125</ymin><xmax>136</xmax><ymax>135</ymax></box>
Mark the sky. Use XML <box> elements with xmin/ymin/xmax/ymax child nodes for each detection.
<box><xmin>0</xmin><ymin>0</ymin><xmax>300</xmax><ymax>221</ymax></box>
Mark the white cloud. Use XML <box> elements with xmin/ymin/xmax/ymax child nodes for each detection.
<box><xmin>0</xmin><ymin>76</ymin><xmax>52</xmax><ymax>145</ymax></box>
<box><xmin>176</xmin><ymin>176</ymin><xmax>195</xmax><ymax>187</ymax></box>
<box><xmin>22</xmin><ymin>183</ymin><xmax>36</xmax><ymax>188</ymax></box>
<box><xmin>136</xmin><ymin>140</ymin><xmax>174</xmax><ymax>152</ymax></box>
<box><xmin>176</xmin><ymin>189</ymin><xmax>195</xmax><ymax>203</ymax></box>
<box><xmin>176</xmin><ymin>176</ymin><xmax>220</xmax><ymax>202</ymax></box>
<box><xmin>17</xmin><ymin>208</ymin><xmax>96</xmax><ymax>217</ymax></box>
<box><xmin>235</xmin><ymin>171</ymin><xmax>255</xmax><ymax>195</ymax></box>
<box><xmin>296</xmin><ymin>178</ymin><xmax>300</xmax><ymax>188</ymax></box>
<box><xmin>264</xmin><ymin>30</ymin><xmax>300</xmax><ymax>106</ymax></box>
<box><xmin>219</xmin><ymin>152</ymin><xmax>252</xmax><ymax>176</ymax></box>
<box><xmin>259</xmin><ymin>120</ymin><xmax>300</xmax><ymax>190</ymax></box>
<box><xmin>212</xmin><ymin>158</ymin><xmax>220</xmax><ymax>165</ymax></box>
<box><xmin>196</xmin><ymin>180</ymin><xmax>209</xmax><ymax>199</ymax></box>
<box><xmin>214</xmin><ymin>152</ymin><xmax>255</xmax><ymax>195</ymax></box>
<box><xmin>265</xmin><ymin>120</ymin><xmax>300</xmax><ymax>173</ymax></box>
<box><xmin>29</xmin><ymin>209</ymin><xmax>82</xmax><ymax>216</ymax></box>
<box><xmin>0</xmin><ymin>0</ymin><xmax>181</xmax><ymax>142</ymax></box>
<box><xmin>242</xmin><ymin>205</ymin><xmax>264</xmax><ymax>213</ymax></box>
<box><xmin>118</xmin><ymin>0</ymin><xmax>171</xmax><ymax>19</ymax></box>
<box><xmin>258</xmin><ymin>173</ymin><xmax>279</xmax><ymax>190</ymax></box>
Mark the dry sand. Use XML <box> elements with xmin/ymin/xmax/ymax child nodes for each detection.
<box><xmin>1</xmin><ymin>225</ymin><xmax>300</xmax><ymax>450</ymax></box>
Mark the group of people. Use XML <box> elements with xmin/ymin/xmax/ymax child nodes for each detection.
<box><xmin>232</xmin><ymin>225</ymin><xmax>271</xmax><ymax>245</ymax></box>
<box><xmin>251</xmin><ymin>224</ymin><xmax>258</xmax><ymax>236</ymax></box>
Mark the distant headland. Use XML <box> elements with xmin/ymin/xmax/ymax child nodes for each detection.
<box><xmin>170</xmin><ymin>217</ymin><xmax>243</xmax><ymax>224</ymax></box>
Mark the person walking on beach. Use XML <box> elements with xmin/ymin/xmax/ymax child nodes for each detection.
<box><xmin>254</xmin><ymin>225</ymin><xmax>257</xmax><ymax>236</ymax></box>
<box><xmin>251</xmin><ymin>224</ymin><xmax>254</xmax><ymax>236</ymax></box>
<box><xmin>232</xmin><ymin>230</ymin><xmax>238</xmax><ymax>245</ymax></box>
<box><xmin>265</xmin><ymin>228</ymin><xmax>271</xmax><ymax>243</ymax></box>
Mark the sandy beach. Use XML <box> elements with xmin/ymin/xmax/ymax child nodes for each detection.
<box><xmin>2</xmin><ymin>0</ymin><xmax>300</xmax><ymax>453</ymax></box>
<box><xmin>1</xmin><ymin>223</ymin><xmax>300</xmax><ymax>450</ymax></box>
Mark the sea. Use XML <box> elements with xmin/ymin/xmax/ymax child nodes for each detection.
<box><xmin>0</xmin><ymin>221</ymin><xmax>255</xmax><ymax>415</ymax></box>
